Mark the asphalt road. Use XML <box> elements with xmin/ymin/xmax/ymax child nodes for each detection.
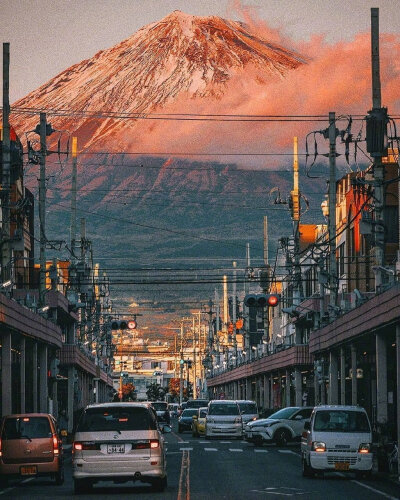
<box><xmin>0</xmin><ymin>420</ymin><xmax>399</xmax><ymax>499</ymax></box>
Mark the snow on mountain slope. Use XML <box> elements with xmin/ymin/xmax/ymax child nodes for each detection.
<box><xmin>11</xmin><ymin>10</ymin><xmax>305</xmax><ymax>150</ymax></box>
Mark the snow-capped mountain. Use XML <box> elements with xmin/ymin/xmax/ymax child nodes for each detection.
<box><xmin>11</xmin><ymin>10</ymin><xmax>304</xmax><ymax>149</ymax></box>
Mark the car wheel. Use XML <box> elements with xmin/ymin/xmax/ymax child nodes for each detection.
<box><xmin>274</xmin><ymin>428</ymin><xmax>290</xmax><ymax>447</ymax></box>
<box><xmin>355</xmin><ymin>470</ymin><xmax>372</xmax><ymax>480</ymax></box>
<box><xmin>153</xmin><ymin>476</ymin><xmax>167</xmax><ymax>492</ymax></box>
<box><xmin>55</xmin><ymin>466</ymin><xmax>64</xmax><ymax>485</ymax></box>
<box><xmin>74</xmin><ymin>479</ymin><xmax>91</xmax><ymax>494</ymax></box>
<box><xmin>302</xmin><ymin>455</ymin><xmax>315</xmax><ymax>477</ymax></box>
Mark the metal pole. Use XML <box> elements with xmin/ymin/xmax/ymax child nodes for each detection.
<box><xmin>193</xmin><ymin>316</ymin><xmax>197</xmax><ymax>399</ymax></box>
<box><xmin>70</xmin><ymin>136</ymin><xmax>78</xmax><ymax>256</ymax></box>
<box><xmin>1</xmin><ymin>43</ymin><xmax>11</xmax><ymax>284</ymax></box>
<box><xmin>179</xmin><ymin>322</ymin><xmax>184</xmax><ymax>405</ymax></box>
<box><xmin>232</xmin><ymin>261</ymin><xmax>237</xmax><ymax>358</ymax></box>
<box><xmin>39</xmin><ymin>112</ymin><xmax>47</xmax><ymax>306</ymax></box>
<box><xmin>328</xmin><ymin>112</ymin><xmax>338</xmax><ymax>314</ymax></box>
<box><xmin>371</xmin><ymin>8</ymin><xmax>381</xmax><ymax>109</ymax></box>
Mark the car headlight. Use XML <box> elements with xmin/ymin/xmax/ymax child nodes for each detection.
<box><xmin>312</xmin><ymin>441</ymin><xmax>326</xmax><ymax>452</ymax></box>
<box><xmin>358</xmin><ymin>443</ymin><xmax>371</xmax><ymax>453</ymax></box>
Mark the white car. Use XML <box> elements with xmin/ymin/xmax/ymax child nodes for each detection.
<box><xmin>205</xmin><ymin>400</ymin><xmax>242</xmax><ymax>439</ymax></box>
<box><xmin>72</xmin><ymin>402</ymin><xmax>170</xmax><ymax>493</ymax></box>
<box><xmin>301</xmin><ymin>405</ymin><xmax>373</xmax><ymax>478</ymax></box>
<box><xmin>245</xmin><ymin>407</ymin><xmax>313</xmax><ymax>446</ymax></box>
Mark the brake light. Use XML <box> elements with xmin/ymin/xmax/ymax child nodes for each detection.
<box><xmin>150</xmin><ymin>439</ymin><xmax>159</xmax><ymax>449</ymax></box>
<box><xmin>73</xmin><ymin>442</ymin><xmax>83</xmax><ymax>451</ymax></box>
<box><xmin>53</xmin><ymin>434</ymin><xmax>59</xmax><ymax>455</ymax></box>
<box><xmin>0</xmin><ymin>436</ymin><xmax>2</xmax><ymax>457</ymax></box>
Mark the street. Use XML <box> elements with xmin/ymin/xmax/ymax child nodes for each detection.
<box><xmin>1</xmin><ymin>421</ymin><xmax>399</xmax><ymax>500</ymax></box>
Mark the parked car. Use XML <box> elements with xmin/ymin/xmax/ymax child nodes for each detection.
<box><xmin>245</xmin><ymin>406</ymin><xmax>313</xmax><ymax>446</ymax></box>
<box><xmin>151</xmin><ymin>401</ymin><xmax>170</xmax><ymax>425</ymax></box>
<box><xmin>186</xmin><ymin>399</ymin><xmax>209</xmax><ymax>409</ymax></box>
<box><xmin>0</xmin><ymin>413</ymin><xmax>64</xmax><ymax>487</ymax></box>
<box><xmin>205</xmin><ymin>400</ymin><xmax>242</xmax><ymax>439</ymax></box>
<box><xmin>192</xmin><ymin>407</ymin><xmax>208</xmax><ymax>437</ymax></box>
<box><xmin>301</xmin><ymin>405</ymin><xmax>373</xmax><ymax>478</ymax></box>
<box><xmin>236</xmin><ymin>400</ymin><xmax>259</xmax><ymax>428</ymax></box>
<box><xmin>72</xmin><ymin>402</ymin><xmax>170</xmax><ymax>493</ymax></box>
<box><xmin>178</xmin><ymin>409</ymin><xmax>198</xmax><ymax>433</ymax></box>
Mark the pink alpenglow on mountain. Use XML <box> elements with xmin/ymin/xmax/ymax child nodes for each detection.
<box><xmin>11</xmin><ymin>11</ymin><xmax>305</xmax><ymax>151</ymax></box>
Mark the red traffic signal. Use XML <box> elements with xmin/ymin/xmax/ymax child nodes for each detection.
<box><xmin>244</xmin><ymin>293</ymin><xmax>280</xmax><ymax>308</ymax></box>
<box><xmin>127</xmin><ymin>320</ymin><xmax>137</xmax><ymax>330</ymax></box>
<box><xmin>267</xmin><ymin>294</ymin><xmax>279</xmax><ymax>307</ymax></box>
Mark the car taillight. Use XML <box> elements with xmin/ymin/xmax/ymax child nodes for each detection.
<box><xmin>53</xmin><ymin>434</ymin><xmax>59</xmax><ymax>455</ymax></box>
<box><xmin>150</xmin><ymin>439</ymin><xmax>159</xmax><ymax>449</ymax></box>
<box><xmin>0</xmin><ymin>436</ymin><xmax>2</xmax><ymax>457</ymax></box>
<box><xmin>73</xmin><ymin>442</ymin><xmax>83</xmax><ymax>451</ymax></box>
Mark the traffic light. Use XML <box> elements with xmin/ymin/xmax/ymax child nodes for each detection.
<box><xmin>244</xmin><ymin>293</ymin><xmax>280</xmax><ymax>308</ymax></box>
<box><xmin>111</xmin><ymin>319</ymin><xmax>137</xmax><ymax>330</ymax></box>
<box><xmin>187</xmin><ymin>360</ymin><xmax>192</xmax><ymax>368</ymax></box>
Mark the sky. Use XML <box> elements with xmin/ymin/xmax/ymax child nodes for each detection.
<box><xmin>1</xmin><ymin>0</ymin><xmax>400</xmax><ymax>102</ymax></box>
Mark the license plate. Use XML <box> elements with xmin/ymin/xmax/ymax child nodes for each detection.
<box><xmin>20</xmin><ymin>465</ymin><xmax>37</xmax><ymax>475</ymax></box>
<box><xmin>107</xmin><ymin>444</ymin><xmax>125</xmax><ymax>454</ymax></box>
<box><xmin>335</xmin><ymin>462</ymin><xmax>350</xmax><ymax>471</ymax></box>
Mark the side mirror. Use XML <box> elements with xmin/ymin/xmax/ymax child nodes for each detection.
<box><xmin>303</xmin><ymin>421</ymin><xmax>310</xmax><ymax>431</ymax></box>
<box><xmin>162</xmin><ymin>425</ymin><xmax>172</xmax><ymax>434</ymax></box>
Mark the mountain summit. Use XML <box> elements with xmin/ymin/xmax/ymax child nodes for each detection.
<box><xmin>12</xmin><ymin>10</ymin><xmax>304</xmax><ymax>148</ymax></box>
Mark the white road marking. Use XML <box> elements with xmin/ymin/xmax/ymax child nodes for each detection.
<box><xmin>180</xmin><ymin>447</ymin><xmax>193</xmax><ymax>451</ymax></box>
<box><xmin>204</xmin><ymin>448</ymin><xmax>218</xmax><ymax>451</ymax></box>
<box><xmin>219</xmin><ymin>441</ymin><xmax>231</xmax><ymax>443</ymax></box>
<box><xmin>351</xmin><ymin>480</ymin><xmax>399</xmax><ymax>500</ymax></box>
<box><xmin>199</xmin><ymin>441</ymin><xmax>208</xmax><ymax>443</ymax></box>
<box><xmin>254</xmin><ymin>449</ymin><xmax>269</xmax><ymax>453</ymax></box>
<box><xmin>229</xmin><ymin>448</ymin><xmax>243</xmax><ymax>452</ymax></box>
<box><xmin>278</xmin><ymin>450</ymin><xmax>298</xmax><ymax>455</ymax></box>
<box><xmin>0</xmin><ymin>478</ymin><xmax>34</xmax><ymax>496</ymax></box>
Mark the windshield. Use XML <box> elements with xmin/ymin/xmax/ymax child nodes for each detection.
<box><xmin>238</xmin><ymin>402</ymin><xmax>257</xmax><ymax>414</ymax></box>
<box><xmin>268</xmin><ymin>408</ymin><xmax>299</xmax><ymax>420</ymax></box>
<box><xmin>314</xmin><ymin>410</ymin><xmax>370</xmax><ymax>433</ymax></box>
<box><xmin>152</xmin><ymin>403</ymin><xmax>168</xmax><ymax>411</ymax></box>
<box><xmin>208</xmin><ymin>403</ymin><xmax>240</xmax><ymax>416</ymax></box>
<box><xmin>181</xmin><ymin>409</ymin><xmax>198</xmax><ymax>417</ymax></box>
<box><xmin>2</xmin><ymin>417</ymin><xmax>52</xmax><ymax>440</ymax></box>
<box><xmin>77</xmin><ymin>407</ymin><xmax>157</xmax><ymax>432</ymax></box>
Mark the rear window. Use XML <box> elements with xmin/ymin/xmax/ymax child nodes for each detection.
<box><xmin>152</xmin><ymin>403</ymin><xmax>168</xmax><ymax>411</ymax></box>
<box><xmin>208</xmin><ymin>403</ymin><xmax>239</xmax><ymax>416</ymax></box>
<box><xmin>237</xmin><ymin>402</ymin><xmax>258</xmax><ymax>414</ymax></box>
<box><xmin>186</xmin><ymin>400</ymin><xmax>209</xmax><ymax>408</ymax></box>
<box><xmin>199</xmin><ymin>409</ymin><xmax>208</xmax><ymax>418</ymax></box>
<box><xmin>77</xmin><ymin>407</ymin><xmax>157</xmax><ymax>432</ymax></box>
<box><xmin>314</xmin><ymin>410</ymin><xmax>370</xmax><ymax>433</ymax></box>
<box><xmin>2</xmin><ymin>417</ymin><xmax>52</xmax><ymax>440</ymax></box>
<box><xmin>181</xmin><ymin>409</ymin><xmax>198</xmax><ymax>417</ymax></box>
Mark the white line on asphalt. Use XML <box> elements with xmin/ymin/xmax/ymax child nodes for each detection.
<box><xmin>180</xmin><ymin>447</ymin><xmax>193</xmax><ymax>451</ymax></box>
<box><xmin>351</xmin><ymin>480</ymin><xmax>399</xmax><ymax>500</ymax></box>
<box><xmin>219</xmin><ymin>441</ymin><xmax>231</xmax><ymax>443</ymax></box>
<box><xmin>204</xmin><ymin>448</ymin><xmax>218</xmax><ymax>451</ymax></box>
<box><xmin>278</xmin><ymin>450</ymin><xmax>298</xmax><ymax>455</ymax></box>
<box><xmin>199</xmin><ymin>441</ymin><xmax>208</xmax><ymax>443</ymax></box>
<box><xmin>167</xmin><ymin>451</ymin><xmax>183</xmax><ymax>454</ymax></box>
<box><xmin>254</xmin><ymin>449</ymin><xmax>269</xmax><ymax>453</ymax></box>
<box><xmin>0</xmin><ymin>478</ymin><xmax>34</xmax><ymax>496</ymax></box>
<box><xmin>229</xmin><ymin>448</ymin><xmax>243</xmax><ymax>452</ymax></box>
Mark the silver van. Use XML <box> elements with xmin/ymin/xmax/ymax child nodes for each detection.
<box><xmin>301</xmin><ymin>405</ymin><xmax>373</xmax><ymax>478</ymax></box>
<box><xmin>72</xmin><ymin>402</ymin><xmax>170</xmax><ymax>493</ymax></box>
<box><xmin>205</xmin><ymin>400</ymin><xmax>242</xmax><ymax>439</ymax></box>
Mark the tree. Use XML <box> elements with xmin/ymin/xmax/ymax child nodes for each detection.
<box><xmin>146</xmin><ymin>382</ymin><xmax>165</xmax><ymax>401</ymax></box>
<box><xmin>121</xmin><ymin>382</ymin><xmax>136</xmax><ymax>401</ymax></box>
<box><xmin>168</xmin><ymin>378</ymin><xmax>193</xmax><ymax>401</ymax></box>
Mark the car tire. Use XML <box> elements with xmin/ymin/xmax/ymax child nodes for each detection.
<box><xmin>302</xmin><ymin>455</ymin><xmax>315</xmax><ymax>477</ymax></box>
<box><xmin>74</xmin><ymin>478</ymin><xmax>91</xmax><ymax>494</ymax></box>
<box><xmin>55</xmin><ymin>466</ymin><xmax>65</xmax><ymax>485</ymax></box>
<box><xmin>253</xmin><ymin>436</ymin><xmax>263</xmax><ymax>447</ymax></box>
<box><xmin>274</xmin><ymin>428</ymin><xmax>291</xmax><ymax>447</ymax></box>
<box><xmin>153</xmin><ymin>476</ymin><xmax>167</xmax><ymax>492</ymax></box>
<box><xmin>355</xmin><ymin>470</ymin><xmax>372</xmax><ymax>480</ymax></box>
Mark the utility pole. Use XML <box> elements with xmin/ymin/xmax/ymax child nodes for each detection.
<box><xmin>192</xmin><ymin>316</ymin><xmax>197</xmax><ymax>399</ymax></box>
<box><xmin>179</xmin><ymin>321</ymin><xmax>184</xmax><ymax>406</ymax></box>
<box><xmin>1</xmin><ymin>43</ymin><xmax>11</xmax><ymax>285</ymax></box>
<box><xmin>70</xmin><ymin>136</ymin><xmax>78</xmax><ymax>256</ymax></box>
<box><xmin>232</xmin><ymin>261</ymin><xmax>237</xmax><ymax>359</ymax></box>
<box><xmin>328</xmin><ymin>112</ymin><xmax>338</xmax><ymax>314</ymax></box>
<box><xmin>291</xmin><ymin>136</ymin><xmax>303</xmax><ymax>306</ymax></box>
<box><xmin>368</xmin><ymin>7</ymin><xmax>388</xmax><ymax>290</ymax></box>
<box><xmin>39</xmin><ymin>112</ymin><xmax>47</xmax><ymax>307</ymax></box>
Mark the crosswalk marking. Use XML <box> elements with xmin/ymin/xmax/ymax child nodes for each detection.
<box><xmin>254</xmin><ymin>449</ymin><xmax>268</xmax><ymax>453</ymax></box>
<box><xmin>278</xmin><ymin>450</ymin><xmax>298</xmax><ymax>455</ymax></box>
<box><xmin>219</xmin><ymin>441</ymin><xmax>231</xmax><ymax>443</ymax></box>
<box><xmin>180</xmin><ymin>447</ymin><xmax>193</xmax><ymax>451</ymax></box>
<box><xmin>229</xmin><ymin>448</ymin><xmax>243</xmax><ymax>452</ymax></box>
<box><xmin>204</xmin><ymin>448</ymin><xmax>218</xmax><ymax>451</ymax></box>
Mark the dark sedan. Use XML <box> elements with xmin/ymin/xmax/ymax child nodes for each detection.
<box><xmin>178</xmin><ymin>409</ymin><xmax>198</xmax><ymax>433</ymax></box>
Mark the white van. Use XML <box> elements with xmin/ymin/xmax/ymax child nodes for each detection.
<box><xmin>205</xmin><ymin>400</ymin><xmax>242</xmax><ymax>438</ymax></box>
<box><xmin>301</xmin><ymin>405</ymin><xmax>373</xmax><ymax>478</ymax></box>
<box><xmin>72</xmin><ymin>402</ymin><xmax>170</xmax><ymax>493</ymax></box>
